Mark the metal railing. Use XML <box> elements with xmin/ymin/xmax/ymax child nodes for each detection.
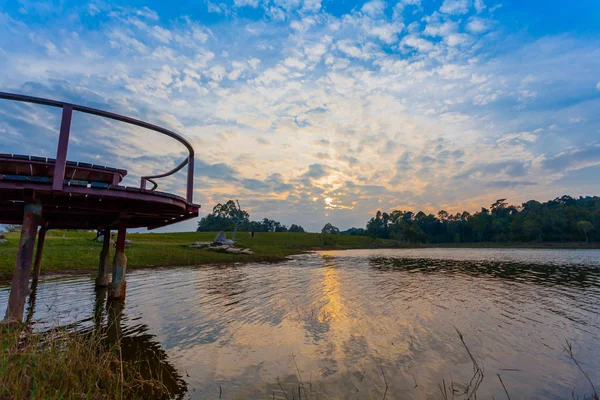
<box><xmin>0</xmin><ymin>92</ymin><xmax>195</xmax><ymax>203</ymax></box>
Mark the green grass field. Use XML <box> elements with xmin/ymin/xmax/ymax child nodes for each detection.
<box><xmin>0</xmin><ymin>230</ymin><xmax>395</xmax><ymax>281</ymax></box>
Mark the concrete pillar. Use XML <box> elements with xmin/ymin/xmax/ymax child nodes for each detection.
<box><xmin>95</xmin><ymin>229</ymin><xmax>111</xmax><ymax>287</ymax></box>
<box><xmin>3</xmin><ymin>202</ymin><xmax>42</xmax><ymax>323</ymax></box>
<box><xmin>108</xmin><ymin>223</ymin><xmax>127</xmax><ymax>301</ymax></box>
<box><xmin>31</xmin><ymin>223</ymin><xmax>48</xmax><ymax>290</ymax></box>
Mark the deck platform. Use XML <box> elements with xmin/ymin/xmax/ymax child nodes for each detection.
<box><xmin>0</xmin><ymin>154</ymin><xmax>198</xmax><ymax>229</ymax></box>
<box><xmin>0</xmin><ymin>92</ymin><xmax>201</xmax><ymax>322</ymax></box>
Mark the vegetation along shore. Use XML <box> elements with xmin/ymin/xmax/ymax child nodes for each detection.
<box><xmin>1</xmin><ymin>230</ymin><xmax>598</xmax><ymax>283</ymax></box>
<box><xmin>1</xmin><ymin>194</ymin><xmax>598</xmax><ymax>282</ymax></box>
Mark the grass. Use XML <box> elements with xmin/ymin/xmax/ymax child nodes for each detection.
<box><xmin>1</xmin><ymin>230</ymin><xmax>596</xmax><ymax>282</ymax></box>
<box><xmin>0</xmin><ymin>325</ymin><xmax>179</xmax><ymax>399</ymax></box>
<box><xmin>0</xmin><ymin>230</ymin><xmax>398</xmax><ymax>281</ymax></box>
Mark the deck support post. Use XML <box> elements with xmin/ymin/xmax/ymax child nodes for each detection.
<box><xmin>3</xmin><ymin>202</ymin><xmax>42</xmax><ymax>323</ymax></box>
<box><xmin>95</xmin><ymin>229</ymin><xmax>111</xmax><ymax>287</ymax></box>
<box><xmin>31</xmin><ymin>223</ymin><xmax>48</xmax><ymax>290</ymax></box>
<box><xmin>108</xmin><ymin>223</ymin><xmax>127</xmax><ymax>301</ymax></box>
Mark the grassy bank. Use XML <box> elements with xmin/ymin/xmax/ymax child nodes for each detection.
<box><xmin>1</xmin><ymin>230</ymin><xmax>598</xmax><ymax>282</ymax></box>
<box><xmin>0</xmin><ymin>231</ymin><xmax>396</xmax><ymax>281</ymax></box>
<box><xmin>0</xmin><ymin>326</ymin><xmax>180</xmax><ymax>399</ymax></box>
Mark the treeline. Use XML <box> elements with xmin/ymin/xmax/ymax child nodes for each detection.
<box><xmin>360</xmin><ymin>196</ymin><xmax>600</xmax><ymax>243</ymax></box>
<box><xmin>197</xmin><ymin>200</ymin><xmax>305</xmax><ymax>233</ymax></box>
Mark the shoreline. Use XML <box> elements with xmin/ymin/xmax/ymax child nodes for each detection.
<box><xmin>1</xmin><ymin>230</ymin><xmax>598</xmax><ymax>284</ymax></box>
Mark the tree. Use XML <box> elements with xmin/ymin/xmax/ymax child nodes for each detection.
<box><xmin>361</xmin><ymin>196</ymin><xmax>600</xmax><ymax>244</ymax></box>
<box><xmin>321</xmin><ymin>223</ymin><xmax>340</xmax><ymax>234</ymax></box>
<box><xmin>212</xmin><ymin>200</ymin><xmax>249</xmax><ymax>222</ymax></box>
<box><xmin>289</xmin><ymin>224</ymin><xmax>305</xmax><ymax>233</ymax></box>
<box><xmin>578</xmin><ymin>220</ymin><xmax>594</xmax><ymax>242</ymax></box>
<box><xmin>197</xmin><ymin>200</ymin><xmax>249</xmax><ymax>232</ymax></box>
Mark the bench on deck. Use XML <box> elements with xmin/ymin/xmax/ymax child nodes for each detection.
<box><xmin>0</xmin><ymin>154</ymin><xmax>127</xmax><ymax>187</ymax></box>
<box><xmin>0</xmin><ymin>154</ymin><xmax>193</xmax><ymax>204</ymax></box>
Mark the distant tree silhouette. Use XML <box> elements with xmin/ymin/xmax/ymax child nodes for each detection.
<box><xmin>359</xmin><ymin>196</ymin><xmax>600</xmax><ymax>243</ymax></box>
<box><xmin>321</xmin><ymin>223</ymin><xmax>340</xmax><ymax>234</ymax></box>
<box><xmin>197</xmin><ymin>200</ymin><xmax>302</xmax><ymax>233</ymax></box>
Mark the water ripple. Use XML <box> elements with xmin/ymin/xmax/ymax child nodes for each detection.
<box><xmin>2</xmin><ymin>248</ymin><xmax>600</xmax><ymax>399</ymax></box>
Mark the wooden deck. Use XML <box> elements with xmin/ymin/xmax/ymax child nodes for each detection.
<box><xmin>0</xmin><ymin>92</ymin><xmax>201</xmax><ymax>322</ymax></box>
<box><xmin>0</xmin><ymin>154</ymin><xmax>199</xmax><ymax>229</ymax></box>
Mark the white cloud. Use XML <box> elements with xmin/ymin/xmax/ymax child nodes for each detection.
<box><xmin>151</xmin><ymin>26</ymin><xmax>172</xmax><ymax>43</ymax></box>
<box><xmin>302</xmin><ymin>0</ymin><xmax>321</xmax><ymax>12</ymax></box>
<box><xmin>283</xmin><ymin>57</ymin><xmax>307</xmax><ymax>70</ymax></box>
<box><xmin>444</xmin><ymin>33</ymin><xmax>469</xmax><ymax>46</ymax></box>
<box><xmin>437</xmin><ymin>64</ymin><xmax>469</xmax><ymax>79</ymax></box>
<box><xmin>439</xmin><ymin>0</ymin><xmax>469</xmax><ymax>14</ymax></box>
<box><xmin>208</xmin><ymin>65</ymin><xmax>226</xmax><ymax>82</ymax></box>
<box><xmin>596</xmin><ymin>81</ymin><xmax>600</xmax><ymax>91</ymax></box>
<box><xmin>336</xmin><ymin>40</ymin><xmax>373</xmax><ymax>59</ymax></box>
<box><xmin>44</xmin><ymin>40</ymin><xmax>59</xmax><ymax>55</ymax></box>
<box><xmin>393</xmin><ymin>0</ymin><xmax>421</xmax><ymax>19</ymax></box>
<box><xmin>467</xmin><ymin>17</ymin><xmax>490</xmax><ymax>33</ymax></box>
<box><xmin>400</xmin><ymin>34</ymin><xmax>434</xmax><ymax>52</ymax></box>
<box><xmin>474</xmin><ymin>0</ymin><xmax>486</xmax><ymax>13</ymax></box>
<box><xmin>569</xmin><ymin>117</ymin><xmax>587</xmax><ymax>124</ymax></box>
<box><xmin>234</xmin><ymin>0</ymin><xmax>259</xmax><ymax>7</ymax></box>
<box><xmin>424</xmin><ymin>21</ymin><xmax>457</xmax><ymax>37</ymax></box>
<box><xmin>290</xmin><ymin>17</ymin><xmax>317</xmax><ymax>31</ymax></box>
<box><xmin>135</xmin><ymin>6</ymin><xmax>159</xmax><ymax>20</ymax></box>
<box><xmin>361</xmin><ymin>0</ymin><xmax>386</xmax><ymax>16</ymax></box>
<box><xmin>368</xmin><ymin>23</ymin><xmax>403</xmax><ymax>44</ymax></box>
<box><xmin>267</xmin><ymin>6</ymin><xmax>286</xmax><ymax>20</ymax></box>
<box><xmin>88</xmin><ymin>4</ymin><xmax>100</xmax><ymax>16</ymax></box>
<box><xmin>108</xmin><ymin>29</ymin><xmax>147</xmax><ymax>53</ymax></box>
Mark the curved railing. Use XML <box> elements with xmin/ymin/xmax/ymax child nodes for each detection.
<box><xmin>0</xmin><ymin>92</ymin><xmax>195</xmax><ymax>203</ymax></box>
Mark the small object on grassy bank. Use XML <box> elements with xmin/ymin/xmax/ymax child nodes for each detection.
<box><xmin>0</xmin><ymin>325</ymin><xmax>179</xmax><ymax>399</ymax></box>
<box><xmin>214</xmin><ymin>231</ymin><xmax>234</xmax><ymax>245</ymax></box>
<box><xmin>189</xmin><ymin>241</ymin><xmax>255</xmax><ymax>255</ymax></box>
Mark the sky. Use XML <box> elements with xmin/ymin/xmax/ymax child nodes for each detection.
<box><xmin>0</xmin><ymin>0</ymin><xmax>599</xmax><ymax>232</ymax></box>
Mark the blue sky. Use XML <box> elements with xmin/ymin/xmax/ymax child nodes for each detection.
<box><xmin>0</xmin><ymin>0</ymin><xmax>599</xmax><ymax>232</ymax></box>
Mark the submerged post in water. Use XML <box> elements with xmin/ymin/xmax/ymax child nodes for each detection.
<box><xmin>95</xmin><ymin>229</ymin><xmax>111</xmax><ymax>288</ymax></box>
<box><xmin>3</xmin><ymin>202</ymin><xmax>42</xmax><ymax>323</ymax></box>
<box><xmin>31</xmin><ymin>222</ymin><xmax>48</xmax><ymax>290</ymax></box>
<box><xmin>108</xmin><ymin>223</ymin><xmax>127</xmax><ymax>301</ymax></box>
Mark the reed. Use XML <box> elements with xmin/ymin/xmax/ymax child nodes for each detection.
<box><xmin>0</xmin><ymin>325</ymin><xmax>175</xmax><ymax>399</ymax></box>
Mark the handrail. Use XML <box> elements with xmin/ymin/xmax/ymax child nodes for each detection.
<box><xmin>0</xmin><ymin>92</ymin><xmax>195</xmax><ymax>203</ymax></box>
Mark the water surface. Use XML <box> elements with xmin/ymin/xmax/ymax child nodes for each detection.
<box><xmin>2</xmin><ymin>248</ymin><xmax>600</xmax><ymax>399</ymax></box>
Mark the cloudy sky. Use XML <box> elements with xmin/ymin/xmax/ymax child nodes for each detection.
<box><xmin>0</xmin><ymin>0</ymin><xmax>599</xmax><ymax>232</ymax></box>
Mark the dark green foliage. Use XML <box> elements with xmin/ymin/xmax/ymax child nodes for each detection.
<box><xmin>288</xmin><ymin>224</ymin><xmax>305</xmax><ymax>233</ymax></box>
<box><xmin>365</xmin><ymin>195</ymin><xmax>600</xmax><ymax>243</ymax></box>
<box><xmin>341</xmin><ymin>227</ymin><xmax>367</xmax><ymax>235</ymax></box>
<box><xmin>321</xmin><ymin>223</ymin><xmax>340</xmax><ymax>234</ymax></box>
<box><xmin>197</xmin><ymin>199</ymin><xmax>304</xmax><ymax>233</ymax></box>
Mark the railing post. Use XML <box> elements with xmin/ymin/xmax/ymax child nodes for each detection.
<box><xmin>140</xmin><ymin>178</ymin><xmax>146</xmax><ymax>190</ymax></box>
<box><xmin>186</xmin><ymin>156</ymin><xmax>194</xmax><ymax>203</ymax></box>
<box><xmin>52</xmin><ymin>105</ymin><xmax>73</xmax><ymax>191</ymax></box>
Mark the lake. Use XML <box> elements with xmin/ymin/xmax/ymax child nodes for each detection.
<box><xmin>2</xmin><ymin>248</ymin><xmax>600</xmax><ymax>399</ymax></box>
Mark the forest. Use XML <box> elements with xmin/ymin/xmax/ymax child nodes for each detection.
<box><xmin>359</xmin><ymin>196</ymin><xmax>600</xmax><ymax>243</ymax></box>
<box><xmin>198</xmin><ymin>196</ymin><xmax>600</xmax><ymax>243</ymax></box>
